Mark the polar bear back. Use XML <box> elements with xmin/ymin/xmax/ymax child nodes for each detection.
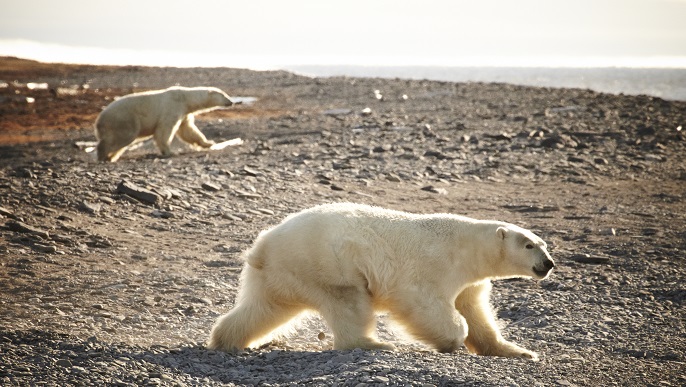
<box><xmin>243</xmin><ymin>203</ymin><xmax>509</xmax><ymax>300</ymax></box>
<box><xmin>97</xmin><ymin>89</ymin><xmax>173</xmax><ymax>135</ymax></box>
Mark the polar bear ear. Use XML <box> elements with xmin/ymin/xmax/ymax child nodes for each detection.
<box><xmin>496</xmin><ymin>226</ymin><xmax>508</xmax><ymax>240</ymax></box>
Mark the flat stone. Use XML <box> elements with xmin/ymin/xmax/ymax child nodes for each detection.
<box><xmin>201</xmin><ymin>182</ymin><xmax>222</xmax><ymax>192</ymax></box>
<box><xmin>234</xmin><ymin>190</ymin><xmax>262</xmax><ymax>199</ymax></box>
<box><xmin>386</xmin><ymin>173</ymin><xmax>402</xmax><ymax>182</ymax></box>
<box><xmin>0</xmin><ymin>206</ymin><xmax>13</xmax><ymax>217</ymax></box>
<box><xmin>323</xmin><ymin>108</ymin><xmax>353</xmax><ymax>116</ymax></box>
<box><xmin>6</xmin><ymin>220</ymin><xmax>49</xmax><ymax>238</ymax></box>
<box><xmin>569</xmin><ymin>253</ymin><xmax>610</xmax><ymax>264</ymax></box>
<box><xmin>79</xmin><ymin>200</ymin><xmax>102</xmax><ymax>214</ymax></box>
<box><xmin>421</xmin><ymin>186</ymin><xmax>447</xmax><ymax>195</ymax></box>
<box><xmin>150</xmin><ymin>210</ymin><xmax>174</xmax><ymax>219</ymax></box>
<box><xmin>242</xmin><ymin>166</ymin><xmax>260</xmax><ymax>176</ymax></box>
<box><xmin>32</xmin><ymin>243</ymin><xmax>57</xmax><ymax>254</ymax></box>
<box><xmin>116</xmin><ymin>180</ymin><xmax>161</xmax><ymax>205</ymax></box>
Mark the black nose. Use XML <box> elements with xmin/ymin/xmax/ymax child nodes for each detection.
<box><xmin>543</xmin><ymin>259</ymin><xmax>555</xmax><ymax>270</ymax></box>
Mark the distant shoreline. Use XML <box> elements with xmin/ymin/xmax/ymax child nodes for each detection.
<box><xmin>2</xmin><ymin>54</ymin><xmax>685</xmax><ymax>101</ymax></box>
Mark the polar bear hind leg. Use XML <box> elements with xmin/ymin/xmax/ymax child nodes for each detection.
<box><xmin>95</xmin><ymin>117</ymin><xmax>140</xmax><ymax>162</ymax></box>
<box><xmin>176</xmin><ymin>114</ymin><xmax>215</xmax><ymax>148</ymax></box>
<box><xmin>455</xmin><ymin>281</ymin><xmax>538</xmax><ymax>359</ymax></box>
<box><xmin>388</xmin><ymin>288</ymin><xmax>468</xmax><ymax>353</ymax></box>
<box><xmin>315</xmin><ymin>285</ymin><xmax>394</xmax><ymax>351</ymax></box>
<box><xmin>207</xmin><ymin>266</ymin><xmax>301</xmax><ymax>352</ymax></box>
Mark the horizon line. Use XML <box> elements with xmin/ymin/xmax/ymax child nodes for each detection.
<box><xmin>2</xmin><ymin>39</ymin><xmax>686</xmax><ymax>70</ymax></box>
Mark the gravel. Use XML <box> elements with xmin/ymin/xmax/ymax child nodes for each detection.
<box><xmin>0</xmin><ymin>58</ymin><xmax>685</xmax><ymax>386</ymax></box>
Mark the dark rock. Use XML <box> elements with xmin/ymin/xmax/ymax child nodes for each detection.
<box><xmin>151</xmin><ymin>210</ymin><xmax>174</xmax><ymax>219</ymax></box>
<box><xmin>540</xmin><ymin>133</ymin><xmax>578</xmax><ymax>149</ymax></box>
<box><xmin>201</xmin><ymin>182</ymin><xmax>222</xmax><ymax>192</ymax></box>
<box><xmin>503</xmin><ymin>205</ymin><xmax>560</xmax><ymax>213</ymax></box>
<box><xmin>594</xmin><ymin>157</ymin><xmax>609</xmax><ymax>165</ymax></box>
<box><xmin>5</xmin><ymin>220</ymin><xmax>49</xmax><ymax>238</ymax></box>
<box><xmin>484</xmin><ymin>132</ymin><xmax>514</xmax><ymax>141</ymax></box>
<box><xmin>116</xmin><ymin>180</ymin><xmax>161</xmax><ymax>205</ymax></box>
<box><xmin>421</xmin><ymin>186</ymin><xmax>447</xmax><ymax>195</ymax></box>
<box><xmin>31</xmin><ymin>243</ymin><xmax>57</xmax><ymax>254</ymax></box>
<box><xmin>569</xmin><ymin>253</ymin><xmax>610</xmax><ymax>264</ymax></box>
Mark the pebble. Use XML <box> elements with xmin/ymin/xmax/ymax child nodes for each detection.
<box><xmin>79</xmin><ymin>200</ymin><xmax>102</xmax><ymax>214</ymax></box>
<box><xmin>420</xmin><ymin>185</ymin><xmax>448</xmax><ymax>195</ymax></box>
<box><xmin>201</xmin><ymin>182</ymin><xmax>222</xmax><ymax>192</ymax></box>
<box><xmin>150</xmin><ymin>210</ymin><xmax>174</xmax><ymax>219</ymax></box>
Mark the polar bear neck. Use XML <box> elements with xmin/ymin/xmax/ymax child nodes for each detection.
<box><xmin>184</xmin><ymin>97</ymin><xmax>222</xmax><ymax>115</ymax></box>
<box><xmin>446</xmin><ymin>220</ymin><xmax>511</xmax><ymax>284</ymax></box>
<box><xmin>169</xmin><ymin>87</ymin><xmax>224</xmax><ymax>115</ymax></box>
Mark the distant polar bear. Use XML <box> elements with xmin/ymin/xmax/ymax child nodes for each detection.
<box><xmin>208</xmin><ymin>203</ymin><xmax>555</xmax><ymax>359</ymax></box>
<box><xmin>95</xmin><ymin>86</ymin><xmax>234</xmax><ymax>162</ymax></box>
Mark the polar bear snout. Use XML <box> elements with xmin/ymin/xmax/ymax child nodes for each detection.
<box><xmin>217</xmin><ymin>95</ymin><xmax>234</xmax><ymax>107</ymax></box>
<box><xmin>532</xmin><ymin>256</ymin><xmax>555</xmax><ymax>279</ymax></box>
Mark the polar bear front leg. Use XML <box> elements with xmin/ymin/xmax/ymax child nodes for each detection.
<box><xmin>153</xmin><ymin>118</ymin><xmax>183</xmax><ymax>156</ymax></box>
<box><xmin>389</xmin><ymin>288</ymin><xmax>468</xmax><ymax>353</ymax></box>
<box><xmin>176</xmin><ymin>114</ymin><xmax>215</xmax><ymax>148</ymax></box>
<box><xmin>455</xmin><ymin>281</ymin><xmax>538</xmax><ymax>360</ymax></box>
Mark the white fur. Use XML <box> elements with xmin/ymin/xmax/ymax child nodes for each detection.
<box><xmin>95</xmin><ymin>86</ymin><xmax>233</xmax><ymax>162</ymax></box>
<box><xmin>208</xmin><ymin>203</ymin><xmax>554</xmax><ymax>359</ymax></box>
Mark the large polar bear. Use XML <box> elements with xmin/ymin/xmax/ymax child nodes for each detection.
<box><xmin>95</xmin><ymin>86</ymin><xmax>234</xmax><ymax>162</ymax></box>
<box><xmin>208</xmin><ymin>203</ymin><xmax>555</xmax><ymax>359</ymax></box>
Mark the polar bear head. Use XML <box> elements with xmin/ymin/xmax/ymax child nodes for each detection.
<box><xmin>206</xmin><ymin>87</ymin><xmax>234</xmax><ymax>107</ymax></box>
<box><xmin>496</xmin><ymin>225</ymin><xmax>555</xmax><ymax>280</ymax></box>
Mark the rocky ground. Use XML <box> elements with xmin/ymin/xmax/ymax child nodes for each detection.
<box><xmin>0</xmin><ymin>57</ymin><xmax>685</xmax><ymax>386</ymax></box>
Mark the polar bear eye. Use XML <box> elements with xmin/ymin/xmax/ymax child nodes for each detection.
<box><xmin>525</xmin><ymin>243</ymin><xmax>534</xmax><ymax>249</ymax></box>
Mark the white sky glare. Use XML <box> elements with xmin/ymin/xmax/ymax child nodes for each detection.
<box><xmin>1</xmin><ymin>0</ymin><xmax>685</xmax><ymax>67</ymax></box>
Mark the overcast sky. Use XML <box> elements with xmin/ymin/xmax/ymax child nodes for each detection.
<box><xmin>1</xmin><ymin>0</ymin><xmax>685</xmax><ymax>67</ymax></box>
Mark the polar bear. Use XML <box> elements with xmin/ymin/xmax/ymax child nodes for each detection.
<box><xmin>95</xmin><ymin>86</ymin><xmax>234</xmax><ymax>162</ymax></box>
<box><xmin>208</xmin><ymin>203</ymin><xmax>555</xmax><ymax>359</ymax></box>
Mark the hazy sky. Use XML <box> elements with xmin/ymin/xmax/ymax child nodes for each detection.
<box><xmin>1</xmin><ymin>0</ymin><xmax>685</xmax><ymax>67</ymax></box>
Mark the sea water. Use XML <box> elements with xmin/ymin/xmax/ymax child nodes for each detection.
<box><xmin>286</xmin><ymin>65</ymin><xmax>686</xmax><ymax>102</ymax></box>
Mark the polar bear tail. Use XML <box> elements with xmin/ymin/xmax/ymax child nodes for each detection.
<box><xmin>207</xmin><ymin>265</ymin><xmax>299</xmax><ymax>352</ymax></box>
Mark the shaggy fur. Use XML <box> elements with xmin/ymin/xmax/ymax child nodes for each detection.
<box><xmin>207</xmin><ymin>203</ymin><xmax>555</xmax><ymax>359</ymax></box>
<box><xmin>95</xmin><ymin>86</ymin><xmax>233</xmax><ymax>162</ymax></box>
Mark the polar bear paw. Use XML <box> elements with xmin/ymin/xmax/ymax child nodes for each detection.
<box><xmin>492</xmin><ymin>341</ymin><xmax>539</xmax><ymax>361</ymax></box>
